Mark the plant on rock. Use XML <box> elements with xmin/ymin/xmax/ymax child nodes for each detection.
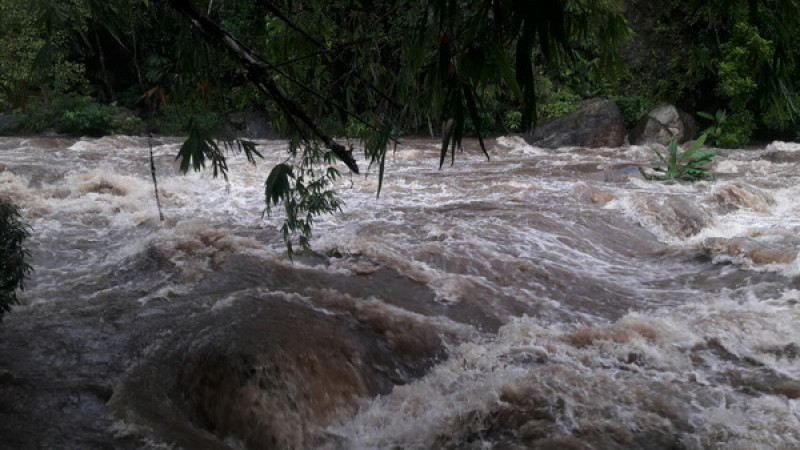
<box><xmin>650</xmin><ymin>133</ymin><xmax>716</xmax><ymax>181</ymax></box>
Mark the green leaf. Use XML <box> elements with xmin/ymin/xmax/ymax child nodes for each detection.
<box><xmin>264</xmin><ymin>163</ymin><xmax>294</xmax><ymax>213</ymax></box>
<box><xmin>364</xmin><ymin>122</ymin><xmax>393</xmax><ymax>198</ymax></box>
<box><xmin>462</xmin><ymin>83</ymin><xmax>489</xmax><ymax>161</ymax></box>
<box><xmin>678</xmin><ymin>133</ymin><xmax>708</xmax><ymax>163</ymax></box>
<box><xmin>176</xmin><ymin>130</ymin><xmax>206</xmax><ymax>174</ymax></box>
<box><xmin>495</xmin><ymin>45</ymin><xmax>522</xmax><ymax>98</ymax></box>
<box><xmin>697</xmin><ymin>111</ymin><xmax>714</xmax><ymax>121</ymax></box>
<box><xmin>236</xmin><ymin>139</ymin><xmax>263</xmax><ymax>164</ymax></box>
<box><xmin>650</xmin><ymin>146</ymin><xmax>669</xmax><ymax>165</ymax></box>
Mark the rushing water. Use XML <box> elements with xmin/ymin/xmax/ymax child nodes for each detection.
<box><xmin>0</xmin><ymin>135</ymin><xmax>799</xmax><ymax>449</ymax></box>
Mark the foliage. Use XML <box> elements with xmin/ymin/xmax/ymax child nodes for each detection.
<box><xmin>697</xmin><ymin>109</ymin><xmax>728</xmax><ymax>146</ymax></box>
<box><xmin>0</xmin><ymin>197</ymin><xmax>32</xmax><ymax>321</ymax></box>
<box><xmin>155</xmin><ymin>99</ymin><xmax>224</xmax><ymax>136</ymax></box>
<box><xmin>8</xmin><ymin>94</ymin><xmax>142</xmax><ymax>136</ymax></box>
<box><xmin>152</xmin><ymin>0</ymin><xmax>630</xmax><ymax>253</ymax></box>
<box><xmin>716</xmin><ymin>110</ymin><xmax>755</xmax><ymax>149</ymax></box>
<box><xmin>503</xmin><ymin>111</ymin><xmax>523</xmax><ymax>133</ymax></box>
<box><xmin>697</xmin><ymin>108</ymin><xmax>752</xmax><ymax>149</ymax></box>
<box><xmin>0</xmin><ymin>0</ymin><xmax>87</xmax><ymax>109</ymax></box>
<box><xmin>614</xmin><ymin>94</ymin><xmax>658</xmax><ymax>129</ymax></box>
<box><xmin>623</xmin><ymin>0</ymin><xmax>800</xmax><ymax>145</ymax></box>
<box><xmin>112</xmin><ymin>113</ymin><xmax>144</xmax><ymax>135</ymax></box>
<box><xmin>534</xmin><ymin>74</ymin><xmax>581</xmax><ymax>120</ymax></box>
<box><xmin>263</xmin><ymin>142</ymin><xmax>344</xmax><ymax>254</ymax></box>
<box><xmin>55</xmin><ymin>95</ymin><xmax>113</xmax><ymax>136</ymax></box>
<box><xmin>650</xmin><ymin>133</ymin><xmax>716</xmax><ymax>181</ymax></box>
<box><xmin>0</xmin><ymin>0</ymin><xmax>42</xmax><ymax>109</ymax></box>
<box><xmin>176</xmin><ymin>123</ymin><xmax>262</xmax><ymax>181</ymax></box>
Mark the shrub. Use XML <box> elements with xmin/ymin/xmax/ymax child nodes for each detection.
<box><xmin>697</xmin><ymin>109</ymin><xmax>728</xmax><ymax>146</ymax></box>
<box><xmin>56</xmin><ymin>96</ymin><xmax>114</xmax><ymax>137</ymax></box>
<box><xmin>0</xmin><ymin>197</ymin><xmax>32</xmax><ymax>321</ymax></box>
<box><xmin>650</xmin><ymin>133</ymin><xmax>716</xmax><ymax>181</ymax></box>
<box><xmin>502</xmin><ymin>110</ymin><xmax>522</xmax><ymax>132</ymax></box>
<box><xmin>111</xmin><ymin>114</ymin><xmax>144</xmax><ymax>135</ymax></box>
<box><xmin>8</xmin><ymin>94</ymin><xmax>142</xmax><ymax>136</ymax></box>
<box><xmin>716</xmin><ymin>110</ymin><xmax>755</xmax><ymax>149</ymax></box>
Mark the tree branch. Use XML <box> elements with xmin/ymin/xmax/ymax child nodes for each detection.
<box><xmin>166</xmin><ymin>0</ymin><xmax>360</xmax><ymax>173</ymax></box>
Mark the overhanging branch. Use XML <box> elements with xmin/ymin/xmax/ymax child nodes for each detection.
<box><xmin>166</xmin><ymin>0</ymin><xmax>360</xmax><ymax>173</ymax></box>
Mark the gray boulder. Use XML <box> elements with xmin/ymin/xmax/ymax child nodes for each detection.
<box><xmin>629</xmin><ymin>104</ymin><xmax>697</xmax><ymax>145</ymax></box>
<box><xmin>603</xmin><ymin>163</ymin><xmax>646</xmax><ymax>182</ymax></box>
<box><xmin>226</xmin><ymin>111</ymin><xmax>278</xmax><ymax>139</ymax></box>
<box><xmin>523</xmin><ymin>98</ymin><xmax>626</xmax><ymax>148</ymax></box>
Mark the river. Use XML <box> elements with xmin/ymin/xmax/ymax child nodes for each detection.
<box><xmin>0</xmin><ymin>135</ymin><xmax>798</xmax><ymax>449</ymax></box>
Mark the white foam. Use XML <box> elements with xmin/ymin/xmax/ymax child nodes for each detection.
<box><xmin>496</xmin><ymin>135</ymin><xmax>546</xmax><ymax>155</ymax></box>
<box><xmin>7</xmin><ymin>136</ymin><xmax>800</xmax><ymax>447</ymax></box>
<box><xmin>766</xmin><ymin>141</ymin><xmax>800</xmax><ymax>152</ymax></box>
<box><xmin>335</xmin><ymin>294</ymin><xmax>800</xmax><ymax>448</ymax></box>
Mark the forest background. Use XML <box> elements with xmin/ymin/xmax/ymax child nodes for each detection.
<box><xmin>0</xmin><ymin>0</ymin><xmax>798</xmax><ymax>149</ymax></box>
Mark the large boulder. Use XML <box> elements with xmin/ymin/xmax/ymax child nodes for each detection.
<box><xmin>225</xmin><ymin>111</ymin><xmax>278</xmax><ymax>139</ymax></box>
<box><xmin>629</xmin><ymin>104</ymin><xmax>697</xmax><ymax>145</ymax></box>
<box><xmin>523</xmin><ymin>98</ymin><xmax>626</xmax><ymax>148</ymax></box>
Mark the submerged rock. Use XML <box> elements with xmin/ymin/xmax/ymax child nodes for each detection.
<box><xmin>109</xmin><ymin>295</ymin><xmax>444</xmax><ymax>449</ymax></box>
<box><xmin>603</xmin><ymin>163</ymin><xmax>646</xmax><ymax>182</ymax></box>
<box><xmin>639</xmin><ymin>196</ymin><xmax>714</xmax><ymax>239</ymax></box>
<box><xmin>702</xmin><ymin>235</ymin><xmax>800</xmax><ymax>266</ymax></box>
<box><xmin>762</xmin><ymin>150</ymin><xmax>800</xmax><ymax>164</ymax></box>
<box><xmin>709</xmin><ymin>182</ymin><xmax>775</xmax><ymax>214</ymax></box>
<box><xmin>573</xmin><ymin>183</ymin><xmax>616</xmax><ymax>205</ymax></box>
<box><xmin>225</xmin><ymin>111</ymin><xmax>278</xmax><ymax>139</ymax></box>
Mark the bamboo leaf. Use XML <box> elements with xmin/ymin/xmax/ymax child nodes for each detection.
<box><xmin>439</xmin><ymin>118</ymin><xmax>454</xmax><ymax>169</ymax></box>
<box><xmin>237</xmin><ymin>139</ymin><xmax>263</xmax><ymax>165</ymax></box>
<box><xmin>176</xmin><ymin>130</ymin><xmax>205</xmax><ymax>173</ymax></box>
<box><xmin>697</xmin><ymin>111</ymin><xmax>714</xmax><ymax>120</ymax></box>
<box><xmin>264</xmin><ymin>163</ymin><xmax>294</xmax><ymax>213</ymax></box>
<box><xmin>495</xmin><ymin>45</ymin><xmax>522</xmax><ymax>98</ymax></box>
<box><xmin>463</xmin><ymin>83</ymin><xmax>489</xmax><ymax>161</ymax></box>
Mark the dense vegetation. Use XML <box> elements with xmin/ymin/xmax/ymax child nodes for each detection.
<box><xmin>619</xmin><ymin>0</ymin><xmax>800</xmax><ymax>147</ymax></box>
<box><xmin>0</xmin><ymin>0</ymin><xmax>798</xmax><ymax>251</ymax></box>
<box><xmin>0</xmin><ymin>197</ymin><xmax>31</xmax><ymax>320</ymax></box>
<box><xmin>1</xmin><ymin>1</ymin><xmax>796</xmax><ymax>142</ymax></box>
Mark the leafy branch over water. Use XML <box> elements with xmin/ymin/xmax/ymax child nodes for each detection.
<box><xmin>264</xmin><ymin>141</ymin><xmax>344</xmax><ymax>255</ymax></box>
<box><xmin>0</xmin><ymin>197</ymin><xmax>32</xmax><ymax>321</ymax></box>
<box><xmin>160</xmin><ymin>0</ymin><xmax>629</xmax><ymax>254</ymax></box>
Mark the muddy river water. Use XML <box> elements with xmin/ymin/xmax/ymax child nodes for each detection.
<box><xmin>0</xmin><ymin>135</ymin><xmax>798</xmax><ymax>449</ymax></box>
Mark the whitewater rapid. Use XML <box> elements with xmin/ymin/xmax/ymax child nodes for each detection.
<box><xmin>0</xmin><ymin>135</ymin><xmax>798</xmax><ymax>449</ymax></box>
